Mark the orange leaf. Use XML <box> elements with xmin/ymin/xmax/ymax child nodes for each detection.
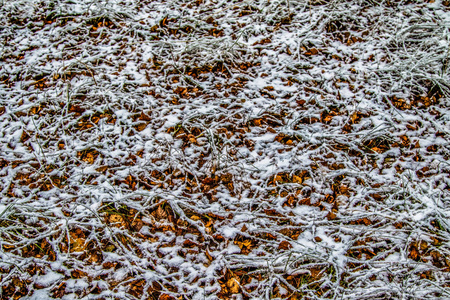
<box><xmin>410</xmin><ymin>247</ymin><xmax>419</xmax><ymax>260</ymax></box>
<box><xmin>70</xmin><ymin>237</ymin><xmax>86</xmax><ymax>252</ymax></box>
<box><xmin>305</xmin><ymin>48</ymin><xmax>319</xmax><ymax>55</ymax></box>
<box><xmin>292</xmin><ymin>175</ymin><xmax>302</xmax><ymax>184</ymax></box>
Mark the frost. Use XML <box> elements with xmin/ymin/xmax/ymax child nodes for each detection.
<box><xmin>1</xmin><ymin>0</ymin><xmax>450</xmax><ymax>298</ymax></box>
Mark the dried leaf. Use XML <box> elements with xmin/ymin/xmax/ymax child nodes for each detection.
<box><xmin>410</xmin><ymin>247</ymin><xmax>419</xmax><ymax>260</ymax></box>
<box><xmin>236</xmin><ymin>239</ymin><xmax>252</xmax><ymax>249</ymax></box>
<box><xmin>305</xmin><ymin>48</ymin><xmax>319</xmax><ymax>55</ymax></box>
<box><xmin>278</xmin><ymin>240</ymin><xmax>292</xmax><ymax>250</ymax></box>
<box><xmin>292</xmin><ymin>175</ymin><xmax>302</xmax><ymax>184</ymax></box>
<box><xmin>190</xmin><ymin>215</ymin><xmax>201</xmax><ymax>221</ymax></box>
<box><xmin>274</xmin><ymin>175</ymin><xmax>283</xmax><ymax>183</ymax></box>
<box><xmin>156</xmin><ymin>205</ymin><xmax>168</xmax><ymax>219</ymax></box>
<box><xmin>70</xmin><ymin>238</ymin><xmax>86</xmax><ymax>252</ymax></box>
<box><xmin>160</xmin><ymin>294</ymin><xmax>176</xmax><ymax>300</ymax></box>
<box><xmin>205</xmin><ymin>249</ymin><xmax>213</xmax><ymax>261</ymax></box>
<box><xmin>109</xmin><ymin>214</ymin><xmax>124</xmax><ymax>224</ymax></box>
<box><xmin>226</xmin><ymin>278</ymin><xmax>240</xmax><ymax>294</ymax></box>
<box><xmin>326</xmin><ymin>211</ymin><xmax>336</xmax><ymax>220</ymax></box>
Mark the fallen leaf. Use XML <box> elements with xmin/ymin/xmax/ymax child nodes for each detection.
<box><xmin>205</xmin><ymin>249</ymin><xmax>213</xmax><ymax>261</ymax></box>
<box><xmin>109</xmin><ymin>214</ymin><xmax>124</xmax><ymax>224</ymax></box>
<box><xmin>410</xmin><ymin>247</ymin><xmax>419</xmax><ymax>260</ymax></box>
<box><xmin>236</xmin><ymin>239</ymin><xmax>252</xmax><ymax>249</ymax></box>
<box><xmin>190</xmin><ymin>215</ymin><xmax>201</xmax><ymax>221</ymax></box>
<box><xmin>305</xmin><ymin>48</ymin><xmax>319</xmax><ymax>55</ymax></box>
<box><xmin>70</xmin><ymin>238</ymin><xmax>86</xmax><ymax>252</ymax></box>
<box><xmin>274</xmin><ymin>175</ymin><xmax>283</xmax><ymax>183</ymax></box>
<box><xmin>226</xmin><ymin>278</ymin><xmax>240</xmax><ymax>294</ymax></box>
<box><xmin>278</xmin><ymin>240</ymin><xmax>292</xmax><ymax>250</ymax></box>
<box><xmin>156</xmin><ymin>205</ymin><xmax>168</xmax><ymax>219</ymax></box>
<box><xmin>292</xmin><ymin>175</ymin><xmax>302</xmax><ymax>184</ymax></box>
<box><xmin>326</xmin><ymin>211</ymin><xmax>336</xmax><ymax>220</ymax></box>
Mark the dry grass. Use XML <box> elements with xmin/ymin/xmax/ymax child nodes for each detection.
<box><xmin>1</xmin><ymin>0</ymin><xmax>450</xmax><ymax>299</ymax></box>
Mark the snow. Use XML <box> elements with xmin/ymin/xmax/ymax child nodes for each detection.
<box><xmin>227</xmin><ymin>244</ymin><xmax>241</xmax><ymax>255</ymax></box>
<box><xmin>34</xmin><ymin>271</ymin><xmax>64</xmax><ymax>287</ymax></box>
<box><xmin>25</xmin><ymin>289</ymin><xmax>51</xmax><ymax>300</ymax></box>
<box><xmin>1</xmin><ymin>0</ymin><xmax>450</xmax><ymax>298</ymax></box>
<box><xmin>222</xmin><ymin>226</ymin><xmax>240</xmax><ymax>239</ymax></box>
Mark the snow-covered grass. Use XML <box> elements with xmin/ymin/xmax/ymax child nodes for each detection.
<box><xmin>1</xmin><ymin>0</ymin><xmax>450</xmax><ymax>299</ymax></box>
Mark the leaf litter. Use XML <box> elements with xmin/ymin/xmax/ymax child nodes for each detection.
<box><xmin>1</xmin><ymin>0</ymin><xmax>450</xmax><ymax>299</ymax></box>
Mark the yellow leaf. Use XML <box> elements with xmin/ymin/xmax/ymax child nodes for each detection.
<box><xmin>274</xmin><ymin>175</ymin><xmax>283</xmax><ymax>183</ymax></box>
<box><xmin>109</xmin><ymin>214</ymin><xmax>124</xmax><ymax>224</ymax></box>
<box><xmin>350</xmin><ymin>111</ymin><xmax>358</xmax><ymax>123</ymax></box>
<box><xmin>237</xmin><ymin>239</ymin><xmax>252</xmax><ymax>249</ymax></box>
<box><xmin>226</xmin><ymin>278</ymin><xmax>240</xmax><ymax>294</ymax></box>
<box><xmin>190</xmin><ymin>215</ymin><xmax>201</xmax><ymax>221</ymax></box>
<box><xmin>243</xmin><ymin>240</ymin><xmax>252</xmax><ymax>248</ymax></box>
<box><xmin>71</xmin><ymin>238</ymin><xmax>86</xmax><ymax>252</ymax></box>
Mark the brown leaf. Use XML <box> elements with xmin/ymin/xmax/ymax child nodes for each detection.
<box><xmin>109</xmin><ymin>214</ymin><xmax>124</xmax><ymax>224</ymax></box>
<box><xmin>156</xmin><ymin>205</ymin><xmax>168</xmax><ymax>219</ymax></box>
<box><xmin>326</xmin><ymin>211</ymin><xmax>336</xmax><ymax>220</ymax></box>
<box><xmin>278</xmin><ymin>240</ymin><xmax>292</xmax><ymax>250</ymax></box>
<box><xmin>183</xmin><ymin>239</ymin><xmax>198</xmax><ymax>248</ymax></box>
<box><xmin>70</xmin><ymin>237</ymin><xmax>86</xmax><ymax>252</ymax></box>
<box><xmin>305</xmin><ymin>48</ymin><xmax>319</xmax><ymax>55</ymax></box>
<box><xmin>52</xmin><ymin>282</ymin><xmax>67</xmax><ymax>298</ymax></box>
<box><xmin>71</xmin><ymin>269</ymin><xmax>88</xmax><ymax>279</ymax></box>
<box><xmin>410</xmin><ymin>246</ymin><xmax>419</xmax><ymax>261</ymax></box>
<box><xmin>427</xmin><ymin>144</ymin><xmax>438</xmax><ymax>152</ymax></box>
<box><xmin>252</xmin><ymin>38</ymin><xmax>271</xmax><ymax>46</ymax></box>
<box><xmin>202</xmin><ymin>177</ymin><xmax>215</xmax><ymax>185</ymax></box>
<box><xmin>400</xmin><ymin>135</ymin><xmax>410</xmax><ymax>147</ymax></box>
<box><xmin>284</xmin><ymin>195</ymin><xmax>296</xmax><ymax>207</ymax></box>
<box><xmin>160</xmin><ymin>17</ymin><xmax>168</xmax><ymax>27</ymax></box>
<box><xmin>350</xmin><ymin>111</ymin><xmax>359</xmax><ymax>123</ymax></box>
<box><xmin>160</xmin><ymin>294</ymin><xmax>176</xmax><ymax>300</ymax></box>
<box><xmin>220</xmin><ymin>174</ymin><xmax>232</xmax><ymax>183</ymax></box>
<box><xmin>309</xmin><ymin>267</ymin><xmax>322</xmax><ymax>280</ymax></box>
<box><xmin>135</xmin><ymin>123</ymin><xmax>147</xmax><ymax>132</ymax></box>
<box><xmin>213</xmin><ymin>234</ymin><xmax>225</xmax><ymax>242</ymax></box>
<box><xmin>205</xmin><ymin>249</ymin><xmax>213</xmax><ymax>261</ymax></box>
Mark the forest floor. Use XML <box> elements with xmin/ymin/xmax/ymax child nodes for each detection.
<box><xmin>1</xmin><ymin>0</ymin><xmax>450</xmax><ymax>299</ymax></box>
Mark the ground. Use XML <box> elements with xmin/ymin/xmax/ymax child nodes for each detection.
<box><xmin>1</xmin><ymin>0</ymin><xmax>450</xmax><ymax>299</ymax></box>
